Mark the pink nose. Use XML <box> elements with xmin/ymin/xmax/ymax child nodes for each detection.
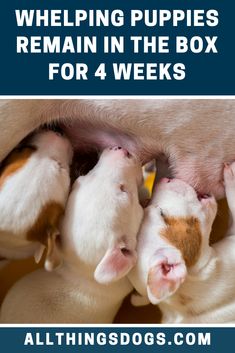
<box><xmin>161</xmin><ymin>177</ymin><xmax>171</xmax><ymax>183</ymax></box>
<box><xmin>109</xmin><ymin>146</ymin><xmax>131</xmax><ymax>158</ymax></box>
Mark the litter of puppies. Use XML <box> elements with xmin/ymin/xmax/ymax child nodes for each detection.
<box><xmin>0</xmin><ymin>129</ymin><xmax>235</xmax><ymax>323</ymax></box>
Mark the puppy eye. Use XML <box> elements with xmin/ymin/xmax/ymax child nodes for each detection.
<box><xmin>120</xmin><ymin>184</ymin><xmax>127</xmax><ymax>193</ymax></box>
<box><xmin>53</xmin><ymin>159</ymin><xmax>65</xmax><ymax>171</ymax></box>
<box><xmin>160</xmin><ymin>208</ymin><xmax>165</xmax><ymax>217</ymax></box>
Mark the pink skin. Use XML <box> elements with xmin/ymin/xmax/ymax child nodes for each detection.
<box><xmin>146</xmin><ymin>247</ymin><xmax>187</xmax><ymax>305</ymax></box>
<box><xmin>62</xmin><ymin>125</ymin><xmax>227</xmax><ymax>199</ymax></box>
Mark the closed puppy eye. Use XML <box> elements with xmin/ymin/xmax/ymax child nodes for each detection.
<box><xmin>119</xmin><ymin>184</ymin><xmax>133</xmax><ymax>202</ymax></box>
<box><xmin>160</xmin><ymin>208</ymin><xmax>165</xmax><ymax>217</ymax></box>
<box><xmin>53</xmin><ymin>159</ymin><xmax>66</xmax><ymax>171</ymax></box>
<box><xmin>119</xmin><ymin>184</ymin><xmax>133</xmax><ymax>201</ymax></box>
<box><xmin>120</xmin><ymin>184</ymin><xmax>128</xmax><ymax>193</ymax></box>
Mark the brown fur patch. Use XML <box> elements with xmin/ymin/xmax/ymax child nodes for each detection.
<box><xmin>27</xmin><ymin>202</ymin><xmax>64</xmax><ymax>245</ymax></box>
<box><xmin>0</xmin><ymin>146</ymin><xmax>36</xmax><ymax>189</ymax></box>
<box><xmin>161</xmin><ymin>216</ymin><xmax>202</xmax><ymax>267</ymax></box>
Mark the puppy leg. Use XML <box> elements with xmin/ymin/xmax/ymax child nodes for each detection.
<box><xmin>224</xmin><ymin>162</ymin><xmax>235</xmax><ymax>235</ymax></box>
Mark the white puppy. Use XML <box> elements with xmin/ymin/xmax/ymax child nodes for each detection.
<box><xmin>0</xmin><ymin>146</ymin><xmax>143</xmax><ymax>323</ymax></box>
<box><xmin>0</xmin><ymin>130</ymin><xmax>73</xmax><ymax>267</ymax></box>
<box><xmin>129</xmin><ymin>167</ymin><xmax>235</xmax><ymax>323</ymax></box>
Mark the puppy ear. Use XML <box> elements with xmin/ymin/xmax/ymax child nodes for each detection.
<box><xmin>44</xmin><ymin>232</ymin><xmax>62</xmax><ymax>272</ymax></box>
<box><xmin>94</xmin><ymin>245</ymin><xmax>137</xmax><ymax>284</ymax></box>
<box><xmin>147</xmin><ymin>248</ymin><xmax>187</xmax><ymax>304</ymax></box>
<box><xmin>34</xmin><ymin>244</ymin><xmax>46</xmax><ymax>264</ymax></box>
<box><xmin>34</xmin><ymin>228</ymin><xmax>62</xmax><ymax>271</ymax></box>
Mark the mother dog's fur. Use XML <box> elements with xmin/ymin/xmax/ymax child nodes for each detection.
<box><xmin>0</xmin><ymin>99</ymin><xmax>235</xmax><ymax>198</ymax></box>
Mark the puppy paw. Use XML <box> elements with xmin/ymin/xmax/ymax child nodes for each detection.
<box><xmin>224</xmin><ymin>162</ymin><xmax>235</xmax><ymax>184</ymax></box>
<box><xmin>224</xmin><ymin>162</ymin><xmax>235</xmax><ymax>217</ymax></box>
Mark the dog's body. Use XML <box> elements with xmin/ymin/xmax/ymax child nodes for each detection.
<box><xmin>0</xmin><ymin>147</ymin><xmax>143</xmax><ymax>323</ymax></box>
<box><xmin>0</xmin><ymin>100</ymin><xmax>235</xmax><ymax>199</ymax></box>
<box><xmin>0</xmin><ymin>260</ymin><xmax>132</xmax><ymax>323</ymax></box>
<box><xmin>158</xmin><ymin>236</ymin><xmax>235</xmax><ymax>324</ymax></box>
<box><xmin>0</xmin><ymin>130</ymin><xmax>73</xmax><ymax>264</ymax></box>
<box><xmin>129</xmin><ymin>164</ymin><xmax>235</xmax><ymax>323</ymax></box>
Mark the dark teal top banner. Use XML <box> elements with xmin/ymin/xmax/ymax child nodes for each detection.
<box><xmin>0</xmin><ymin>0</ymin><xmax>234</xmax><ymax>95</ymax></box>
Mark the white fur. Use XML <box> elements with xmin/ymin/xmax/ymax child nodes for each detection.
<box><xmin>0</xmin><ymin>130</ymin><xmax>73</xmax><ymax>260</ymax></box>
<box><xmin>0</xmin><ymin>147</ymin><xmax>143</xmax><ymax>323</ymax></box>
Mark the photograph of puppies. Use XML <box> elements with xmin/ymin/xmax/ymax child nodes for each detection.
<box><xmin>0</xmin><ymin>99</ymin><xmax>234</xmax><ymax>323</ymax></box>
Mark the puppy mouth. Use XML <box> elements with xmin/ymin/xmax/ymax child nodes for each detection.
<box><xmin>44</xmin><ymin>124</ymin><xmax>65</xmax><ymax>137</ymax></box>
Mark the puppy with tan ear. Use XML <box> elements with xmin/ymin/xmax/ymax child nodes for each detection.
<box><xmin>0</xmin><ymin>146</ymin><xmax>143</xmax><ymax>323</ymax></box>
<box><xmin>128</xmin><ymin>177</ymin><xmax>226</xmax><ymax>323</ymax></box>
<box><xmin>0</xmin><ymin>130</ymin><xmax>73</xmax><ymax>268</ymax></box>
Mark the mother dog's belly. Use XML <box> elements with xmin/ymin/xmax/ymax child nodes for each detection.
<box><xmin>0</xmin><ymin>99</ymin><xmax>235</xmax><ymax>198</ymax></box>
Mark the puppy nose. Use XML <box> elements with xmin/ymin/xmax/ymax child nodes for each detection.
<box><xmin>109</xmin><ymin>146</ymin><xmax>132</xmax><ymax>158</ymax></box>
<box><xmin>162</xmin><ymin>177</ymin><xmax>171</xmax><ymax>183</ymax></box>
<box><xmin>110</xmin><ymin>146</ymin><xmax>122</xmax><ymax>151</ymax></box>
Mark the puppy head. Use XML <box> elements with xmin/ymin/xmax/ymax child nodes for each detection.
<box><xmin>95</xmin><ymin>146</ymin><xmax>143</xmax><ymax>188</ymax></box>
<box><xmin>132</xmin><ymin>178</ymin><xmax>217</xmax><ymax>304</ymax></box>
<box><xmin>153</xmin><ymin>178</ymin><xmax>217</xmax><ymax>238</ymax></box>
<box><xmin>61</xmin><ymin>147</ymin><xmax>144</xmax><ymax>284</ymax></box>
<box><xmin>29</xmin><ymin>130</ymin><xmax>73</xmax><ymax>168</ymax></box>
<box><xmin>0</xmin><ymin>130</ymin><xmax>73</xmax><ymax>188</ymax></box>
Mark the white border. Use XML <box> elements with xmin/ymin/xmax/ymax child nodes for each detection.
<box><xmin>0</xmin><ymin>323</ymin><xmax>235</xmax><ymax>327</ymax></box>
<box><xmin>0</xmin><ymin>95</ymin><xmax>235</xmax><ymax>99</ymax></box>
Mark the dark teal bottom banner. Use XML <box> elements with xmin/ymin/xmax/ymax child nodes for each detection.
<box><xmin>0</xmin><ymin>326</ymin><xmax>233</xmax><ymax>353</ymax></box>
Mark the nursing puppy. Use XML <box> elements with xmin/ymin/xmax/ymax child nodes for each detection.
<box><xmin>129</xmin><ymin>167</ymin><xmax>235</xmax><ymax>323</ymax></box>
<box><xmin>0</xmin><ymin>146</ymin><xmax>143</xmax><ymax>323</ymax></box>
<box><xmin>0</xmin><ymin>130</ymin><xmax>73</xmax><ymax>266</ymax></box>
<box><xmin>1</xmin><ymin>100</ymin><xmax>235</xmax><ymax>199</ymax></box>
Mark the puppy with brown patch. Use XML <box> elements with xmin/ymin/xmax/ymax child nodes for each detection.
<box><xmin>129</xmin><ymin>165</ymin><xmax>235</xmax><ymax>323</ymax></box>
<box><xmin>0</xmin><ymin>130</ymin><xmax>73</xmax><ymax>268</ymax></box>
<box><xmin>0</xmin><ymin>146</ymin><xmax>143</xmax><ymax>323</ymax></box>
